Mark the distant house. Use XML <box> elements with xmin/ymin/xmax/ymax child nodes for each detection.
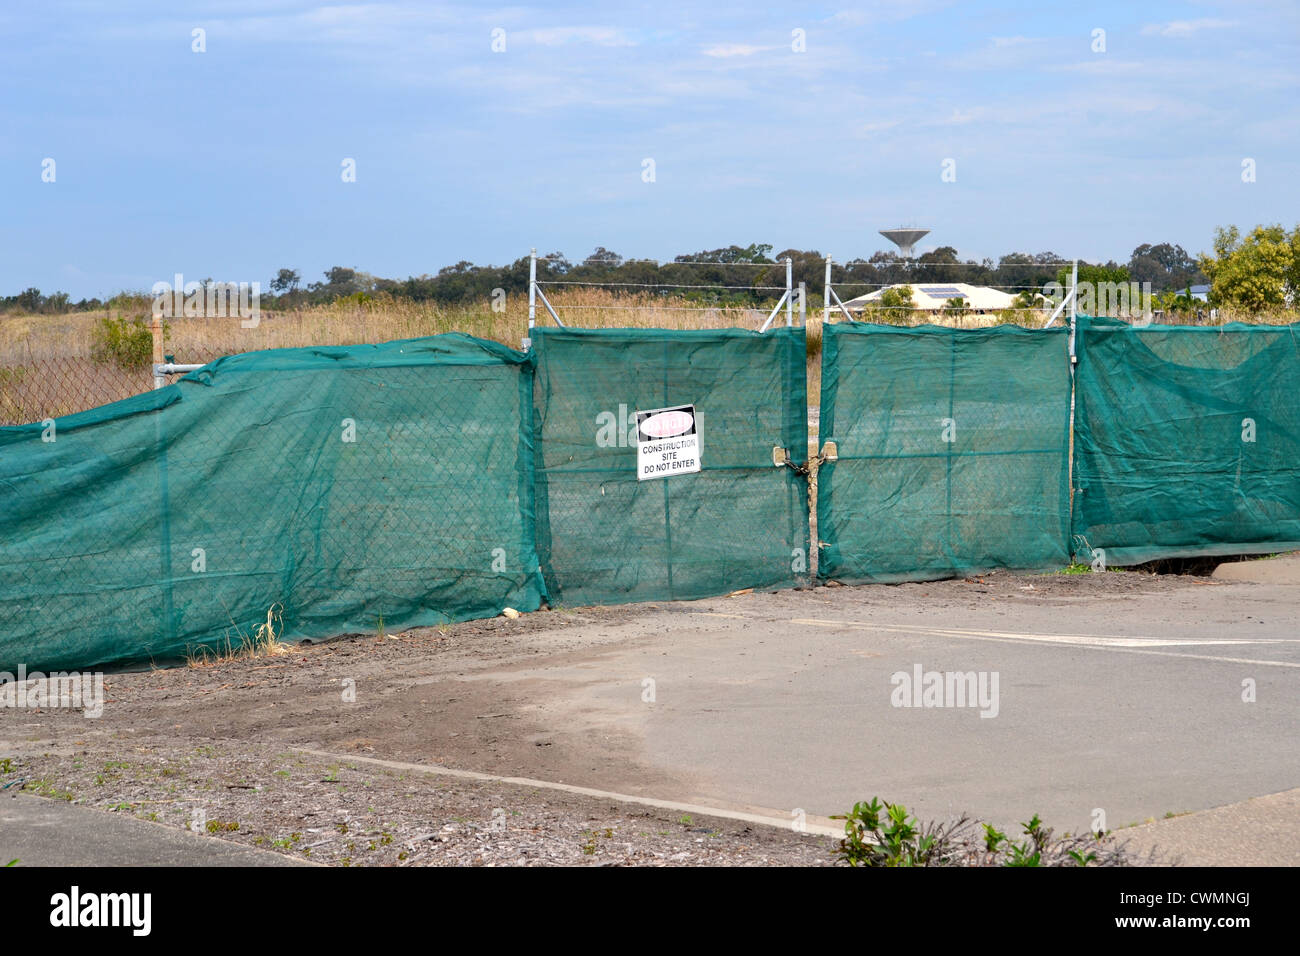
<box><xmin>841</xmin><ymin>282</ymin><xmax>1019</xmax><ymax>314</ymax></box>
<box><xmin>1187</xmin><ymin>284</ymin><xmax>1210</xmax><ymax>302</ymax></box>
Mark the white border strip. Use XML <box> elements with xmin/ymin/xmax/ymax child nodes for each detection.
<box><xmin>295</xmin><ymin>748</ymin><xmax>842</xmax><ymax>838</ymax></box>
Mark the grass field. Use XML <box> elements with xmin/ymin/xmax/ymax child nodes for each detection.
<box><xmin>2</xmin><ymin>289</ymin><xmax>1296</xmax><ymax>426</ymax></box>
<box><xmin>0</xmin><ymin>290</ymin><xmax>788</xmax><ymax>423</ymax></box>
<box><xmin>1</xmin><ymin>288</ymin><xmax>775</xmax><ymax>361</ymax></box>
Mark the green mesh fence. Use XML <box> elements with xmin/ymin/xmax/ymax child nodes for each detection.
<box><xmin>0</xmin><ymin>335</ymin><xmax>544</xmax><ymax>673</ymax></box>
<box><xmin>818</xmin><ymin>322</ymin><xmax>1072</xmax><ymax>582</ymax></box>
<box><xmin>1071</xmin><ymin>316</ymin><xmax>1300</xmax><ymax>565</ymax></box>
<box><xmin>532</xmin><ymin>327</ymin><xmax>809</xmax><ymax>605</ymax></box>
<box><xmin>15</xmin><ymin>314</ymin><xmax>1298</xmax><ymax>674</ymax></box>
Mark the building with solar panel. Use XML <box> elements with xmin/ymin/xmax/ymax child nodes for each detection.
<box><xmin>841</xmin><ymin>282</ymin><xmax>1021</xmax><ymax>314</ymax></box>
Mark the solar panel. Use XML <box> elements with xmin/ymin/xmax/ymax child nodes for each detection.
<box><xmin>920</xmin><ymin>285</ymin><xmax>963</xmax><ymax>297</ymax></box>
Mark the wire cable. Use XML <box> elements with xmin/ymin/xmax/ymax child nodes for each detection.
<box><xmin>536</xmin><ymin>257</ymin><xmax>789</xmax><ymax>267</ymax></box>
<box><xmin>537</xmin><ymin>280</ymin><xmax>787</xmax><ymax>291</ymax></box>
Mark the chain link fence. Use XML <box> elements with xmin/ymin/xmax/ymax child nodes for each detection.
<box><xmin>1072</xmin><ymin>316</ymin><xmax>1300</xmax><ymax>565</ymax></box>
<box><xmin>532</xmin><ymin>327</ymin><xmax>810</xmax><ymax>606</ymax></box>
<box><xmin>5</xmin><ymin>310</ymin><xmax>1300</xmax><ymax>672</ymax></box>
<box><xmin>0</xmin><ymin>358</ymin><xmax>153</xmax><ymax>426</ymax></box>
<box><xmin>0</xmin><ymin>348</ymin><xmax>256</xmax><ymax>426</ymax></box>
<box><xmin>817</xmin><ymin>322</ymin><xmax>1073</xmax><ymax>582</ymax></box>
<box><xmin>0</xmin><ymin>336</ymin><xmax>543</xmax><ymax>672</ymax></box>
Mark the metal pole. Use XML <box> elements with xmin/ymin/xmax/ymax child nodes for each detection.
<box><xmin>525</xmin><ymin>247</ymin><xmax>537</xmax><ymax>349</ymax></box>
<box><xmin>1069</xmin><ymin>260</ymin><xmax>1078</xmax><ymax>324</ymax></box>
<box><xmin>1069</xmin><ymin>259</ymin><xmax>1078</xmax><ymax>360</ymax></box>
<box><xmin>829</xmin><ymin>286</ymin><xmax>855</xmax><ymax>323</ymax></box>
<box><xmin>758</xmin><ymin>290</ymin><xmax>791</xmax><ymax>333</ymax></box>
<box><xmin>534</xmin><ymin>285</ymin><xmax>566</xmax><ymax>328</ymax></box>
<box><xmin>797</xmin><ymin>282</ymin><xmax>806</xmax><ymax>327</ymax></box>
<box><xmin>151</xmin><ymin>311</ymin><xmax>165</xmax><ymax>389</ymax></box>
<box><xmin>785</xmin><ymin>257</ymin><xmax>793</xmax><ymax>327</ymax></box>
<box><xmin>823</xmin><ymin>257</ymin><xmax>832</xmax><ymax>324</ymax></box>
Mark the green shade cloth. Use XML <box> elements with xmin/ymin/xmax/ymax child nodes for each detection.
<box><xmin>0</xmin><ymin>335</ymin><xmax>544</xmax><ymax>672</ymax></box>
<box><xmin>818</xmin><ymin>322</ymin><xmax>1072</xmax><ymax>582</ymax></box>
<box><xmin>1071</xmin><ymin>316</ymin><xmax>1300</xmax><ymax>564</ymax></box>
<box><xmin>9</xmin><ymin>315</ymin><xmax>1300</xmax><ymax>674</ymax></box>
<box><xmin>532</xmin><ymin>327</ymin><xmax>809</xmax><ymax>605</ymax></box>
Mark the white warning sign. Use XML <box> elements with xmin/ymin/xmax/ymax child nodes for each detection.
<box><xmin>635</xmin><ymin>404</ymin><xmax>701</xmax><ymax>481</ymax></box>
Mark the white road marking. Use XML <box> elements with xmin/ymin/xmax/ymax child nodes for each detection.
<box><xmin>799</xmin><ymin>619</ymin><xmax>1297</xmax><ymax>648</ymax></box>
<box><xmin>791</xmin><ymin>618</ymin><xmax>1300</xmax><ymax>669</ymax></box>
<box><xmin>295</xmin><ymin>748</ymin><xmax>844</xmax><ymax>837</ymax></box>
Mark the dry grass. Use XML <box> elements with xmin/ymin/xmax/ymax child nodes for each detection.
<box><xmin>4</xmin><ymin>290</ymin><xmax>1293</xmax><ymax>366</ymax></box>
<box><xmin>185</xmin><ymin>604</ymin><xmax>290</xmax><ymax>667</ymax></box>
<box><xmin>2</xmin><ymin>290</ymin><xmax>1296</xmax><ymax>426</ymax></box>
<box><xmin>0</xmin><ymin>290</ymin><xmax>784</xmax><ymax>424</ymax></box>
<box><xmin>0</xmin><ymin>288</ymin><xmax>771</xmax><ymax>365</ymax></box>
<box><xmin>0</xmin><ymin>362</ymin><xmax>152</xmax><ymax>424</ymax></box>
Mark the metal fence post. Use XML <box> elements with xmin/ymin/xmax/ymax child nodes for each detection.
<box><xmin>151</xmin><ymin>311</ymin><xmax>165</xmax><ymax>389</ymax></box>
<box><xmin>1069</xmin><ymin>260</ymin><xmax>1078</xmax><ymax>323</ymax></box>
<box><xmin>797</xmin><ymin>282</ymin><xmax>806</xmax><ymax>327</ymax></box>
<box><xmin>785</xmin><ymin>257</ymin><xmax>793</xmax><ymax>327</ymax></box>
<box><xmin>1069</xmin><ymin>259</ymin><xmax>1078</xmax><ymax>361</ymax></box>
<box><xmin>524</xmin><ymin>247</ymin><xmax>537</xmax><ymax>350</ymax></box>
<box><xmin>824</xmin><ymin>257</ymin><xmax>832</xmax><ymax>324</ymax></box>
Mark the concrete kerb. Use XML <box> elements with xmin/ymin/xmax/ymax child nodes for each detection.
<box><xmin>295</xmin><ymin>747</ymin><xmax>844</xmax><ymax>839</ymax></box>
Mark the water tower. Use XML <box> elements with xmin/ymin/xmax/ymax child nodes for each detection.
<box><xmin>880</xmin><ymin>227</ymin><xmax>930</xmax><ymax>258</ymax></box>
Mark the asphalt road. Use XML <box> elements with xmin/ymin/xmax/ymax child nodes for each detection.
<box><xmin>4</xmin><ymin>561</ymin><xmax>1297</xmax><ymax>865</ymax></box>
<box><xmin>474</xmin><ymin>569</ymin><xmax>1300</xmax><ymax>843</ymax></box>
<box><xmin>0</xmin><ymin>794</ymin><xmax>312</xmax><ymax>866</ymax></box>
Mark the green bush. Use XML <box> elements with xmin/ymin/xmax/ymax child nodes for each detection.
<box><xmin>831</xmin><ymin>796</ymin><xmax>1147</xmax><ymax>867</ymax></box>
<box><xmin>92</xmin><ymin>315</ymin><xmax>159</xmax><ymax>368</ymax></box>
<box><xmin>874</xmin><ymin>285</ymin><xmax>916</xmax><ymax>325</ymax></box>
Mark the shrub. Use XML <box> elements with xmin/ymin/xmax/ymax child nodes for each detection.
<box><xmin>92</xmin><ymin>315</ymin><xmax>159</xmax><ymax>368</ymax></box>
<box><xmin>870</xmin><ymin>285</ymin><xmax>917</xmax><ymax>325</ymax></box>
<box><xmin>831</xmin><ymin>796</ymin><xmax>1153</xmax><ymax>867</ymax></box>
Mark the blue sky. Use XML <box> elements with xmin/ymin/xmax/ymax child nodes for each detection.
<box><xmin>2</xmin><ymin>0</ymin><xmax>1297</xmax><ymax>298</ymax></box>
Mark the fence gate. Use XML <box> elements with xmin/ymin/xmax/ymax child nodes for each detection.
<box><xmin>1071</xmin><ymin>317</ymin><xmax>1300</xmax><ymax>565</ymax></box>
<box><xmin>531</xmin><ymin>326</ymin><xmax>809</xmax><ymax>606</ymax></box>
<box><xmin>817</xmin><ymin>322</ymin><xmax>1072</xmax><ymax>583</ymax></box>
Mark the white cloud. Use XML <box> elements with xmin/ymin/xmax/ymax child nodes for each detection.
<box><xmin>1140</xmin><ymin>18</ymin><xmax>1236</xmax><ymax>38</ymax></box>
<box><xmin>932</xmin><ymin>106</ymin><xmax>987</xmax><ymax>126</ymax></box>
<box><xmin>525</xmin><ymin>26</ymin><xmax>636</xmax><ymax>47</ymax></box>
<box><xmin>702</xmin><ymin>43</ymin><xmax>765</xmax><ymax>58</ymax></box>
<box><xmin>828</xmin><ymin>1</ymin><xmax>955</xmax><ymax>27</ymax></box>
<box><xmin>945</xmin><ymin>34</ymin><xmax>1054</xmax><ymax>70</ymax></box>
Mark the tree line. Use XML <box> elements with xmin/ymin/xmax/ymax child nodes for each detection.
<box><xmin>260</xmin><ymin>242</ymin><xmax>1203</xmax><ymax>310</ymax></box>
<box><xmin>5</xmin><ymin>226</ymin><xmax>1298</xmax><ymax>315</ymax></box>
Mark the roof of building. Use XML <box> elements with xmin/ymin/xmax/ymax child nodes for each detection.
<box><xmin>842</xmin><ymin>282</ymin><xmax>1020</xmax><ymax>312</ymax></box>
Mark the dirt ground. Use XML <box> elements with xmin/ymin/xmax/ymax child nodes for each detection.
<box><xmin>3</xmin><ymin>596</ymin><xmax>838</xmax><ymax>865</ymax></box>
<box><xmin>0</xmin><ymin>569</ymin><xmax>1226</xmax><ymax>866</ymax></box>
